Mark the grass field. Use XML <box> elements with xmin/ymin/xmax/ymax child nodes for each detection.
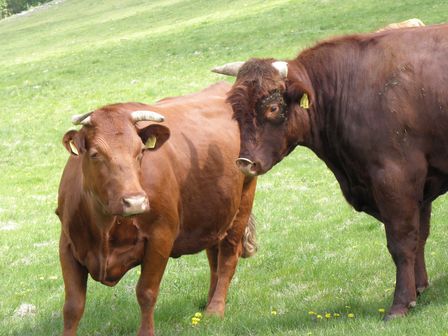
<box><xmin>2</xmin><ymin>0</ymin><xmax>448</xmax><ymax>335</ymax></box>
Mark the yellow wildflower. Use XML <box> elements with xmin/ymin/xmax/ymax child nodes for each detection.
<box><xmin>194</xmin><ymin>312</ymin><xmax>203</xmax><ymax>318</ymax></box>
<box><xmin>325</xmin><ymin>313</ymin><xmax>331</xmax><ymax>319</ymax></box>
<box><xmin>347</xmin><ymin>313</ymin><xmax>355</xmax><ymax>318</ymax></box>
<box><xmin>308</xmin><ymin>311</ymin><xmax>316</xmax><ymax>315</ymax></box>
<box><xmin>378</xmin><ymin>308</ymin><xmax>385</xmax><ymax>313</ymax></box>
<box><xmin>333</xmin><ymin>313</ymin><xmax>340</xmax><ymax>318</ymax></box>
<box><xmin>316</xmin><ymin>314</ymin><xmax>323</xmax><ymax>320</ymax></box>
<box><xmin>271</xmin><ymin>309</ymin><xmax>277</xmax><ymax>316</ymax></box>
<box><xmin>191</xmin><ymin>315</ymin><xmax>201</xmax><ymax>326</ymax></box>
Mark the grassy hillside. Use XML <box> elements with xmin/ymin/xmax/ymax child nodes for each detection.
<box><xmin>1</xmin><ymin>0</ymin><xmax>448</xmax><ymax>335</ymax></box>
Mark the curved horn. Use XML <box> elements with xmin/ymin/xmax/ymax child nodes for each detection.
<box><xmin>72</xmin><ymin>112</ymin><xmax>93</xmax><ymax>125</ymax></box>
<box><xmin>272</xmin><ymin>61</ymin><xmax>288</xmax><ymax>79</ymax></box>
<box><xmin>211</xmin><ymin>61</ymin><xmax>245</xmax><ymax>76</ymax></box>
<box><xmin>131</xmin><ymin>110</ymin><xmax>165</xmax><ymax>123</ymax></box>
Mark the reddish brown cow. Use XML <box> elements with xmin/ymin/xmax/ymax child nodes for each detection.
<box><xmin>213</xmin><ymin>24</ymin><xmax>448</xmax><ymax>319</ymax></box>
<box><xmin>56</xmin><ymin>82</ymin><xmax>257</xmax><ymax>336</ymax></box>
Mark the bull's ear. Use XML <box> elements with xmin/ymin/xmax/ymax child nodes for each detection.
<box><xmin>285</xmin><ymin>67</ymin><xmax>315</xmax><ymax>109</ymax></box>
<box><xmin>138</xmin><ymin>124</ymin><xmax>170</xmax><ymax>151</ymax></box>
<box><xmin>63</xmin><ymin>130</ymin><xmax>86</xmax><ymax>156</ymax></box>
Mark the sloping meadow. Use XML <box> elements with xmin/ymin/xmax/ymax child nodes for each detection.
<box><xmin>1</xmin><ymin>0</ymin><xmax>448</xmax><ymax>335</ymax></box>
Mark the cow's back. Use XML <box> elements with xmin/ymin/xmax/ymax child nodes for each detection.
<box><xmin>138</xmin><ymin>82</ymin><xmax>246</xmax><ymax>255</ymax></box>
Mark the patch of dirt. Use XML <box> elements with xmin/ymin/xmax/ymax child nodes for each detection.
<box><xmin>14</xmin><ymin>303</ymin><xmax>37</xmax><ymax>318</ymax></box>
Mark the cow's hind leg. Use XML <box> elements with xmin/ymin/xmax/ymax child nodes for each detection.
<box><xmin>205</xmin><ymin>178</ymin><xmax>257</xmax><ymax>317</ymax></box>
<box><xmin>383</xmin><ymin>212</ymin><xmax>419</xmax><ymax>319</ymax></box>
<box><xmin>415</xmin><ymin>203</ymin><xmax>431</xmax><ymax>295</ymax></box>
<box><xmin>60</xmin><ymin>234</ymin><xmax>88</xmax><ymax>336</ymax></box>
<box><xmin>206</xmin><ymin>246</ymin><xmax>219</xmax><ymax>306</ymax></box>
<box><xmin>372</xmin><ymin>161</ymin><xmax>425</xmax><ymax>320</ymax></box>
<box><xmin>205</xmin><ymin>233</ymin><xmax>243</xmax><ymax>316</ymax></box>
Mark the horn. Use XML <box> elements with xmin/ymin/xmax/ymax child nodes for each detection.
<box><xmin>272</xmin><ymin>61</ymin><xmax>288</xmax><ymax>79</ymax></box>
<box><xmin>131</xmin><ymin>110</ymin><xmax>165</xmax><ymax>123</ymax></box>
<box><xmin>72</xmin><ymin>112</ymin><xmax>93</xmax><ymax>125</ymax></box>
<box><xmin>211</xmin><ymin>61</ymin><xmax>245</xmax><ymax>76</ymax></box>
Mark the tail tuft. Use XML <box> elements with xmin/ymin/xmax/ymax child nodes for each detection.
<box><xmin>241</xmin><ymin>213</ymin><xmax>257</xmax><ymax>258</ymax></box>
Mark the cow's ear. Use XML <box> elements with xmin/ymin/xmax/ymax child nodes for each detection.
<box><xmin>285</xmin><ymin>68</ymin><xmax>315</xmax><ymax>109</ymax></box>
<box><xmin>138</xmin><ymin>124</ymin><xmax>171</xmax><ymax>151</ymax></box>
<box><xmin>63</xmin><ymin>130</ymin><xmax>86</xmax><ymax>156</ymax></box>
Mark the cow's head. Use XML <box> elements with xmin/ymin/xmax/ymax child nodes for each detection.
<box><xmin>212</xmin><ymin>58</ymin><xmax>313</xmax><ymax>176</ymax></box>
<box><xmin>62</xmin><ymin>106</ymin><xmax>170</xmax><ymax>217</ymax></box>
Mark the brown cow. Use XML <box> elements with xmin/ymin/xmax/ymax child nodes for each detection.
<box><xmin>56</xmin><ymin>82</ymin><xmax>257</xmax><ymax>336</ymax></box>
<box><xmin>212</xmin><ymin>24</ymin><xmax>448</xmax><ymax>320</ymax></box>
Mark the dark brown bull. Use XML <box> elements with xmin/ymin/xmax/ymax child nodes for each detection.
<box><xmin>56</xmin><ymin>82</ymin><xmax>257</xmax><ymax>336</ymax></box>
<box><xmin>213</xmin><ymin>24</ymin><xmax>448</xmax><ymax>319</ymax></box>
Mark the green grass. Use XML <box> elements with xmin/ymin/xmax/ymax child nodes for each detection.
<box><xmin>1</xmin><ymin>0</ymin><xmax>448</xmax><ymax>335</ymax></box>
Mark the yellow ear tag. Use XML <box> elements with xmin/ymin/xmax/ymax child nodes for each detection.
<box><xmin>145</xmin><ymin>135</ymin><xmax>157</xmax><ymax>149</ymax></box>
<box><xmin>300</xmin><ymin>93</ymin><xmax>310</xmax><ymax>109</ymax></box>
<box><xmin>69</xmin><ymin>140</ymin><xmax>79</xmax><ymax>156</ymax></box>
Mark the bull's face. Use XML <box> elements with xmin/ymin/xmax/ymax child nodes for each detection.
<box><xmin>227</xmin><ymin>59</ymin><xmax>296</xmax><ymax>176</ymax></box>
<box><xmin>62</xmin><ymin>108</ymin><xmax>170</xmax><ymax>217</ymax></box>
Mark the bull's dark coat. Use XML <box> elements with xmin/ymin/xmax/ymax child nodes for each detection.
<box><xmin>57</xmin><ymin>82</ymin><xmax>257</xmax><ymax>336</ymax></box>
<box><xmin>227</xmin><ymin>24</ymin><xmax>448</xmax><ymax>319</ymax></box>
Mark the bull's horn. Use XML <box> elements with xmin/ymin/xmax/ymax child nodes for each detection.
<box><xmin>131</xmin><ymin>110</ymin><xmax>165</xmax><ymax>123</ymax></box>
<box><xmin>272</xmin><ymin>61</ymin><xmax>288</xmax><ymax>79</ymax></box>
<box><xmin>211</xmin><ymin>61</ymin><xmax>245</xmax><ymax>76</ymax></box>
<box><xmin>72</xmin><ymin>112</ymin><xmax>93</xmax><ymax>125</ymax></box>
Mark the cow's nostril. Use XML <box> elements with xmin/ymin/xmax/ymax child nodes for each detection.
<box><xmin>121</xmin><ymin>195</ymin><xmax>149</xmax><ymax>216</ymax></box>
<box><xmin>235</xmin><ymin>158</ymin><xmax>258</xmax><ymax>176</ymax></box>
<box><xmin>122</xmin><ymin>198</ymin><xmax>132</xmax><ymax>208</ymax></box>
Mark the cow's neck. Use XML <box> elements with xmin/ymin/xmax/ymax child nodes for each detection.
<box><xmin>80</xmin><ymin>190</ymin><xmax>117</xmax><ymax>281</ymax></box>
<box><xmin>77</xmin><ymin>190</ymin><xmax>145</xmax><ymax>286</ymax></box>
<box><xmin>289</xmin><ymin>52</ymin><xmax>380</xmax><ymax>218</ymax></box>
<box><xmin>289</xmin><ymin>54</ymin><xmax>343</xmax><ymax>153</ymax></box>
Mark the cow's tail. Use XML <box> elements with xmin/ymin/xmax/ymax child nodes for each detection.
<box><xmin>241</xmin><ymin>213</ymin><xmax>257</xmax><ymax>258</ymax></box>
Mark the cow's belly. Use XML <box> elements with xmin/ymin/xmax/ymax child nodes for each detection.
<box><xmin>170</xmin><ymin>228</ymin><xmax>225</xmax><ymax>257</ymax></box>
<box><xmin>170</xmin><ymin>204</ymin><xmax>241</xmax><ymax>257</ymax></box>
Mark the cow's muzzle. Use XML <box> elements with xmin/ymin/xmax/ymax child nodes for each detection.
<box><xmin>235</xmin><ymin>158</ymin><xmax>259</xmax><ymax>177</ymax></box>
<box><xmin>121</xmin><ymin>195</ymin><xmax>149</xmax><ymax>216</ymax></box>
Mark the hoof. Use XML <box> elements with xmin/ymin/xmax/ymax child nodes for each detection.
<box><xmin>384</xmin><ymin>311</ymin><xmax>406</xmax><ymax>321</ymax></box>
<box><xmin>417</xmin><ymin>285</ymin><xmax>429</xmax><ymax>296</ymax></box>
<box><xmin>384</xmin><ymin>305</ymin><xmax>408</xmax><ymax>321</ymax></box>
<box><xmin>205</xmin><ymin>305</ymin><xmax>225</xmax><ymax>318</ymax></box>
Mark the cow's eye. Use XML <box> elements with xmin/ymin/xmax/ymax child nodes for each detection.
<box><xmin>89</xmin><ymin>150</ymin><xmax>100</xmax><ymax>160</ymax></box>
<box><xmin>270</xmin><ymin>105</ymin><xmax>279</xmax><ymax>113</ymax></box>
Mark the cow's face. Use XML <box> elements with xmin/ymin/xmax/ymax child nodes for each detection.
<box><xmin>63</xmin><ymin>108</ymin><xmax>170</xmax><ymax>216</ymax></box>
<box><xmin>227</xmin><ymin>59</ymin><xmax>296</xmax><ymax>176</ymax></box>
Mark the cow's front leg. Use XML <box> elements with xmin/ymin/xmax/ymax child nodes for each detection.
<box><xmin>60</xmin><ymin>234</ymin><xmax>88</xmax><ymax>336</ymax></box>
<box><xmin>136</xmin><ymin>227</ymin><xmax>173</xmax><ymax>336</ymax></box>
